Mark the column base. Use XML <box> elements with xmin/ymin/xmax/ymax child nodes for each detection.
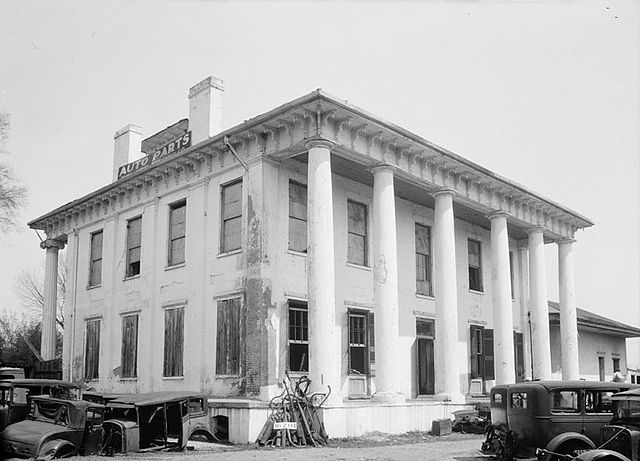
<box><xmin>435</xmin><ymin>392</ymin><xmax>466</xmax><ymax>404</ymax></box>
<box><xmin>372</xmin><ymin>390</ymin><xmax>406</xmax><ymax>404</ymax></box>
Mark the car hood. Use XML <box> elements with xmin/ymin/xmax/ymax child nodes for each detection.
<box><xmin>1</xmin><ymin>420</ymin><xmax>71</xmax><ymax>447</ymax></box>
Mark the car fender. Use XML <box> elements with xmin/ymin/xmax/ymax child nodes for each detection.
<box><xmin>542</xmin><ymin>432</ymin><xmax>596</xmax><ymax>461</ymax></box>
<box><xmin>574</xmin><ymin>449</ymin><xmax>631</xmax><ymax>461</ymax></box>
<box><xmin>186</xmin><ymin>422</ymin><xmax>218</xmax><ymax>443</ymax></box>
<box><xmin>37</xmin><ymin>439</ymin><xmax>78</xmax><ymax>459</ymax></box>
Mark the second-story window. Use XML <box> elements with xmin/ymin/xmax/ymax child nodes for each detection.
<box><xmin>126</xmin><ymin>216</ymin><xmax>142</xmax><ymax>277</ymax></box>
<box><xmin>415</xmin><ymin>224</ymin><xmax>432</xmax><ymax>296</ymax></box>
<box><xmin>221</xmin><ymin>180</ymin><xmax>242</xmax><ymax>253</ymax></box>
<box><xmin>347</xmin><ymin>200</ymin><xmax>368</xmax><ymax>266</ymax></box>
<box><xmin>468</xmin><ymin>239</ymin><xmax>483</xmax><ymax>292</ymax></box>
<box><xmin>88</xmin><ymin>230</ymin><xmax>103</xmax><ymax>287</ymax></box>
<box><xmin>168</xmin><ymin>200</ymin><xmax>186</xmax><ymax>266</ymax></box>
<box><xmin>288</xmin><ymin>181</ymin><xmax>307</xmax><ymax>253</ymax></box>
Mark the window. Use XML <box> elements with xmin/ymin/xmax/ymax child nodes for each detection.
<box><xmin>216</xmin><ymin>298</ymin><xmax>241</xmax><ymax>375</ymax></box>
<box><xmin>550</xmin><ymin>390</ymin><xmax>579</xmax><ymax>413</ymax></box>
<box><xmin>84</xmin><ymin>319</ymin><xmax>100</xmax><ymax>380</ymax></box>
<box><xmin>188</xmin><ymin>398</ymin><xmax>205</xmax><ymax>415</ymax></box>
<box><xmin>349</xmin><ymin>312</ymin><xmax>368</xmax><ymax>374</ymax></box>
<box><xmin>468</xmin><ymin>239</ymin><xmax>483</xmax><ymax>291</ymax></box>
<box><xmin>514</xmin><ymin>332</ymin><xmax>525</xmax><ymax>382</ymax></box>
<box><xmin>163</xmin><ymin>307</ymin><xmax>184</xmax><ymax>377</ymax></box>
<box><xmin>88</xmin><ymin>231</ymin><xmax>103</xmax><ymax>287</ymax></box>
<box><xmin>415</xmin><ymin>224</ymin><xmax>433</xmax><ymax>296</ymax></box>
<box><xmin>347</xmin><ymin>200</ymin><xmax>368</xmax><ymax>266</ymax></box>
<box><xmin>511</xmin><ymin>392</ymin><xmax>528</xmax><ymax>409</ymax></box>
<box><xmin>585</xmin><ymin>391</ymin><xmax>614</xmax><ymax>414</ymax></box>
<box><xmin>470</xmin><ymin>325</ymin><xmax>494</xmax><ymax>380</ymax></box>
<box><xmin>288</xmin><ymin>300</ymin><xmax>308</xmax><ymax>372</ymax></box>
<box><xmin>168</xmin><ymin>201</ymin><xmax>186</xmax><ymax>266</ymax></box>
<box><xmin>221</xmin><ymin>180</ymin><xmax>242</xmax><ymax>253</ymax></box>
<box><xmin>599</xmin><ymin>356</ymin><xmax>605</xmax><ymax>381</ymax></box>
<box><xmin>121</xmin><ymin>314</ymin><xmax>138</xmax><ymax>378</ymax></box>
<box><xmin>289</xmin><ymin>181</ymin><xmax>307</xmax><ymax>253</ymax></box>
<box><xmin>613</xmin><ymin>358</ymin><xmax>621</xmax><ymax>373</ymax></box>
<box><xmin>416</xmin><ymin>319</ymin><xmax>435</xmax><ymax>395</ymax></box>
<box><xmin>126</xmin><ymin>216</ymin><xmax>142</xmax><ymax>277</ymax></box>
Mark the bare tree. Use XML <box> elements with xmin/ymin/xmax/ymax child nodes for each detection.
<box><xmin>0</xmin><ymin>112</ymin><xmax>27</xmax><ymax>231</ymax></box>
<box><xmin>14</xmin><ymin>252</ymin><xmax>66</xmax><ymax>329</ymax></box>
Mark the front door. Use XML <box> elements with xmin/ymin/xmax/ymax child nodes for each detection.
<box><xmin>416</xmin><ymin>319</ymin><xmax>435</xmax><ymax>395</ymax></box>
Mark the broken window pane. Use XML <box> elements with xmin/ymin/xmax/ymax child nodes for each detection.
<box><xmin>168</xmin><ymin>201</ymin><xmax>186</xmax><ymax>266</ymax></box>
<box><xmin>126</xmin><ymin>216</ymin><xmax>142</xmax><ymax>277</ymax></box>
<box><xmin>222</xmin><ymin>181</ymin><xmax>242</xmax><ymax>252</ymax></box>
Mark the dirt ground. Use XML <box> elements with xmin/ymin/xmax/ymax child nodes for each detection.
<box><xmin>73</xmin><ymin>432</ymin><xmax>486</xmax><ymax>461</ymax></box>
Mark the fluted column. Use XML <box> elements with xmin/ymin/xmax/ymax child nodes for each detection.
<box><xmin>489</xmin><ymin>212</ymin><xmax>515</xmax><ymax>384</ymax></box>
<box><xmin>558</xmin><ymin>239</ymin><xmax>579</xmax><ymax>380</ymax></box>
<box><xmin>40</xmin><ymin>238</ymin><xmax>65</xmax><ymax>360</ymax></box>
<box><xmin>528</xmin><ymin>227</ymin><xmax>552</xmax><ymax>380</ymax></box>
<box><xmin>306</xmin><ymin>138</ymin><xmax>341</xmax><ymax>403</ymax></box>
<box><xmin>371</xmin><ymin>166</ymin><xmax>403</xmax><ymax>402</ymax></box>
<box><xmin>433</xmin><ymin>188</ymin><xmax>463</xmax><ymax>401</ymax></box>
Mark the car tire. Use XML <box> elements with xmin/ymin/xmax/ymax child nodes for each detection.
<box><xmin>550</xmin><ymin>441</ymin><xmax>593</xmax><ymax>461</ymax></box>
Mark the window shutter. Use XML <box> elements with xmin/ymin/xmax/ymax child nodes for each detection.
<box><xmin>368</xmin><ymin>312</ymin><xmax>375</xmax><ymax>376</ymax></box>
<box><xmin>470</xmin><ymin>326</ymin><xmax>479</xmax><ymax>378</ymax></box>
<box><xmin>484</xmin><ymin>329</ymin><xmax>495</xmax><ymax>380</ymax></box>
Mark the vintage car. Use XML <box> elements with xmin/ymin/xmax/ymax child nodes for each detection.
<box><xmin>101</xmin><ymin>391</ymin><xmax>217</xmax><ymax>453</ymax></box>
<box><xmin>0</xmin><ymin>379</ymin><xmax>81</xmax><ymax>431</ymax></box>
<box><xmin>0</xmin><ymin>396</ymin><xmax>105</xmax><ymax>459</ymax></box>
<box><xmin>482</xmin><ymin>380</ymin><xmax>639</xmax><ymax>460</ymax></box>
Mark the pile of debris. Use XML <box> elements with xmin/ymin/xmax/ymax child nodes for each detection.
<box><xmin>256</xmin><ymin>373</ymin><xmax>330</xmax><ymax>447</ymax></box>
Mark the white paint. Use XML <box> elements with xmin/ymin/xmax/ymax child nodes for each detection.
<box><xmin>371</xmin><ymin>166</ymin><xmax>403</xmax><ymax>401</ymax></box>
<box><xmin>112</xmin><ymin>124</ymin><xmax>143</xmax><ymax>182</ymax></box>
<box><xmin>528</xmin><ymin>227</ymin><xmax>552</xmax><ymax>380</ymax></box>
<box><xmin>558</xmin><ymin>239</ymin><xmax>579</xmax><ymax>380</ymax></box>
<box><xmin>306</xmin><ymin>139</ymin><xmax>341</xmax><ymax>404</ymax></box>
<box><xmin>188</xmin><ymin>76</ymin><xmax>224</xmax><ymax>145</ymax></box>
<box><xmin>41</xmin><ymin>240</ymin><xmax>63</xmax><ymax>360</ymax></box>
<box><xmin>518</xmin><ymin>246</ymin><xmax>533</xmax><ymax>381</ymax></box>
<box><xmin>433</xmin><ymin>189</ymin><xmax>463</xmax><ymax>402</ymax></box>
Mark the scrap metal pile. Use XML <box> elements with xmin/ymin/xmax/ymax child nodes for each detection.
<box><xmin>256</xmin><ymin>373</ymin><xmax>330</xmax><ymax>448</ymax></box>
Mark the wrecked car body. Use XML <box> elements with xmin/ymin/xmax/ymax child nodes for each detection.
<box><xmin>0</xmin><ymin>379</ymin><xmax>81</xmax><ymax>431</ymax></box>
<box><xmin>0</xmin><ymin>397</ymin><xmax>104</xmax><ymax>459</ymax></box>
<box><xmin>101</xmin><ymin>392</ymin><xmax>217</xmax><ymax>453</ymax></box>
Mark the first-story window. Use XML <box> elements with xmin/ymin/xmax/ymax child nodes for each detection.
<box><xmin>121</xmin><ymin>314</ymin><xmax>139</xmax><ymax>378</ymax></box>
<box><xmin>613</xmin><ymin>357</ymin><xmax>620</xmax><ymax>373</ymax></box>
<box><xmin>470</xmin><ymin>325</ymin><xmax>494</xmax><ymax>380</ymax></box>
<box><xmin>288</xmin><ymin>300</ymin><xmax>308</xmax><ymax>372</ymax></box>
<box><xmin>163</xmin><ymin>307</ymin><xmax>184</xmax><ymax>377</ymax></box>
<box><xmin>216</xmin><ymin>297</ymin><xmax>241</xmax><ymax>375</ymax></box>
<box><xmin>85</xmin><ymin>319</ymin><xmax>101</xmax><ymax>380</ymax></box>
<box><xmin>349</xmin><ymin>312</ymin><xmax>368</xmax><ymax>374</ymax></box>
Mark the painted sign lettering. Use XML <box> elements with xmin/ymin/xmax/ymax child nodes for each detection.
<box><xmin>117</xmin><ymin>131</ymin><xmax>191</xmax><ymax>180</ymax></box>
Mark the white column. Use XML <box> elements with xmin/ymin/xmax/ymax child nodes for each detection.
<box><xmin>517</xmin><ymin>244</ymin><xmax>533</xmax><ymax>381</ymax></box>
<box><xmin>306</xmin><ymin>139</ymin><xmax>341</xmax><ymax>404</ymax></box>
<box><xmin>371</xmin><ymin>166</ymin><xmax>403</xmax><ymax>402</ymax></box>
<box><xmin>489</xmin><ymin>212</ymin><xmax>516</xmax><ymax>384</ymax></box>
<box><xmin>558</xmin><ymin>239</ymin><xmax>580</xmax><ymax>380</ymax></box>
<box><xmin>528</xmin><ymin>227</ymin><xmax>552</xmax><ymax>380</ymax></box>
<box><xmin>40</xmin><ymin>238</ymin><xmax>65</xmax><ymax>361</ymax></box>
<box><xmin>433</xmin><ymin>189</ymin><xmax>463</xmax><ymax>402</ymax></box>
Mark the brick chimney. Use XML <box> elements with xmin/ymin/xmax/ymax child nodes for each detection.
<box><xmin>113</xmin><ymin>124</ymin><xmax>143</xmax><ymax>182</ymax></box>
<box><xmin>188</xmin><ymin>76</ymin><xmax>224</xmax><ymax>145</ymax></box>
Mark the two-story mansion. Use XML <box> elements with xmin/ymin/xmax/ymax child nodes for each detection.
<box><xmin>29</xmin><ymin>76</ymin><xmax>594</xmax><ymax>440</ymax></box>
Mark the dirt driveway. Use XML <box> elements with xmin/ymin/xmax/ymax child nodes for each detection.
<box><xmin>78</xmin><ymin>433</ymin><xmax>485</xmax><ymax>461</ymax></box>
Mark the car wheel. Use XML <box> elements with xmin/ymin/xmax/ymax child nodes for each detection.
<box><xmin>550</xmin><ymin>442</ymin><xmax>592</xmax><ymax>461</ymax></box>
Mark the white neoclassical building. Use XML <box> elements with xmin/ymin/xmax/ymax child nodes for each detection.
<box><xmin>29</xmin><ymin>76</ymin><xmax>597</xmax><ymax>441</ymax></box>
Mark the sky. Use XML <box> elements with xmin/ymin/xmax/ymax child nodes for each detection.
<box><xmin>1</xmin><ymin>1</ymin><xmax>638</xmax><ymax>356</ymax></box>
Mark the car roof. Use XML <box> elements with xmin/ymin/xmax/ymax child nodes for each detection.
<box><xmin>0</xmin><ymin>378</ymin><xmax>79</xmax><ymax>388</ymax></box>
<box><xmin>611</xmin><ymin>388</ymin><xmax>640</xmax><ymax>401</ymax></box>
<box><xmin>491</xmin><ymin>380</ymin><xmax>640</xmax><ymax>392</ymax></box>
<box><xmin>108</xmin><ymin>391</ymin><xmax>205</xmax><ymax>406</ymax></box>
<box><xmin>31</xmin><ymin>396</ymin><xmax>104</xmax><ymax>409</ymax></box>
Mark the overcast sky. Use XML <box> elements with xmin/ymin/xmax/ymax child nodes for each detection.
<box><xmin>1</xmin><ymin>1</ymin><xmax>638</xmax><ymax>354</ymax></box>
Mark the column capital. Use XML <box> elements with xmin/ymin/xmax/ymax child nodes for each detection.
<box><xmin>487</xmin><ymin>210</ymin><xmax>509</xmax><ymax>221</ymax></box>
<box><xmin>557</xmin><ymin>238</ymin><xmax>576</xmax><ymax>246</ymax></box>
<box><xmin>527</xmin><ymin>225</ymin><xmax>545</xmax><ymax>236</ymax></box>
<box><xmin>305</xmin><ymin>137</ymin><xmax>335</xmax><ymax>151</ymax></box>
<box><xmin>369</xmin><ymin>163</ymin><xmax>396</xmax><ymax>175</ymax></box>
<box><xmin>433</xmin><ymin>187</ymin><xmax>456</xmax><ymax>198</ymax></box>
<box><xmin>516</xmin><ymin>239</ymin><xmax>529</xmax><ymax>250</ymax></box>
<box><xmin>40</xmin><ymin>239</ymin><xmax>65</xmax><ymax>251</ymax></box>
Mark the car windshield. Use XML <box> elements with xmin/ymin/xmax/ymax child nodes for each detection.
<box><xmin>30</xmin><ymin>400</ymin><xmax>71</xmax><ymax>427</ymax></box>
<box><xmin>613</xmin><ymin>399</ymin><xmax>640</xmax><ymax>422</ymax></box>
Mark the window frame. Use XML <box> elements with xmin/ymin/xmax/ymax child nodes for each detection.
<box><xmin>288</xmin><ymin>181</ymin><xmax>308</xmax><ymax>253</ymax></box>
<box><xmin>415</xmin><ymin>223</ymin><xmax>433</xmax><ymax>296</ymax></box>
<box><xmin>125</xmin><ymin>216</ymin><xmax>142</xmax><ymax>278</ymax></box>
<box><xmin>347</xmin><ymin>200</ymin><xmax>369</xmax><ymax>267</ymax></box>
<box><xmin>287</xmin><ymin>300</ymin><xmax>309</xmax><ymax>372</ymax></box>
<box><xmin>84</xmin><ymin>318</ymin><xmax>101</xmax><ymax>380</ymax></box>
<box><xmin>215</xmin><ymin>297</ymin><xmax>242</xmax><ymax>376</ymax></box>
<box><xmin>468</xmin><ymin>238</ymin><xmax>483</xmax><ymax>292</ymax></box>
<box><xmin>163</xmin><ymin>306</ymin><xmax>185</xmax><ymax>378</ymax></box>
<box><xmin>88</xmin><ymin>230</ymin><xmax>103</xmax><ymax>287</ymax></box>
<box><xmin>220</xmin><ymin>179</ymin><xmax>243</xmax><ymax>254</ymax></box>
<box><xmin>348</xmin><ymin>309</ymin><xmax>370</xmax><ymax>376</ymax></box>
<box><xmin>120</xmin><ymin>313</ymin><xmax>139</xmax><ymax>379</ymax></box>
<box><xmin>167</xmin><ymin>200</ymin><xmax>187</xmax><ymax>267</ymax></box>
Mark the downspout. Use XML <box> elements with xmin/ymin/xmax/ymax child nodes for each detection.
<box><xmin>527</xmin><ymin>311</ymin><xmax>534</xmax><ymax>379</ymax></box>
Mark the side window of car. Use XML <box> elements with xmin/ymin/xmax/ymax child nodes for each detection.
<box><xmin>510</xmin><ymin>392</ymin><xmax>527</xmax><ymax>409</ymax></box>
<box><xmin>585</xmin><ymin>391</ymin><xmax>614</xmax><ymax>413</ymax></box>
<box><xmin>550</xmin><ymin>390</ymin><xmax>579</xmax><ymax>413</ymax></box>
<box><xmin>87</xmin><ymin>407</ymin><xmax>104</xmax><ymax>426</ymax></box>
<box><xmin>188</xmin><ymin>398</ymin><xmax>204</xmax><ymax>415</ymax></box>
